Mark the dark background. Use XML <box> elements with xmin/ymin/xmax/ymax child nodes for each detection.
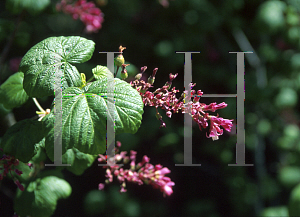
<box><xmin>1</xmin><ymin>0</ymin><xmax>300</xmax><ymax>216</ymax></box>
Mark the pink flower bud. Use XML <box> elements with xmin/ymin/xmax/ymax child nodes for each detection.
<box><xmin>135</xmin><ymin>73</ymin><xmax>142</xmax><ymax>80</ymax></box>
<box><xmin>166</xmin><ymin>111</ymin><xmax>172</xmax><ymax>118</ymax></box>
<box><xmin>116</xmin><ymin>141</ymin><xmax>122</xmax><ymax>148</ymax></box>
<box><xmin>152</xmin><ymin>68</ymin><xmax>158</xmax><ymax>77</ymax></box>
<box><xmin>197</xmin><ymin>90</ymin><xmax>203</xmax><ymax>96</ymax></box>
<box><xmin>169</xmin><ymin>73</ymin><xmax>178</xmax><ymax>81</ymax></box>
<box><xmin>98</xmin><ymin>183</ymin><xmax>105</xmax><ymax>190</ymax></box>
<box><xmin>140</xmin><ymin>66</ymin><xmax>147</xmax><ymax>73</ymax></box>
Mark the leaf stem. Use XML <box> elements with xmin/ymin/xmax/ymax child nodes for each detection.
<box><xmin>86</xmin><ymin>75</ymin><xmax>95</xmax><ymax>83</ymax></box>
<box><xmin>32</xmin><ymin>98</ymin><xmax>45</xmax><ymax>113</ymax></box>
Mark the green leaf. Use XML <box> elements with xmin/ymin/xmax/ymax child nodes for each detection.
<box><xmin>278</xmin><ymin>166</ymin><xmax>300</xmax><ymax>189</ymax></box>
<box><xmin>0</xmin><ymin>72</ymin><xmax>29</xmax><ymax>109</ymax></box>
<box><xmin>43</xmin><ymin>78</ymin><xmax>144</xmax><ymax>160</ymax></box>
<box><xmin>31</xmin><ymin>141</ymin><xmax>47</xmax><ymax>163</ymax></box>
<box><xmin>6</xmin><ymin>0</ymin><xmax>50</xmax><ymax>15</ymax></box>
<box><xmin>14</xmin><ymin>176</ymin><xmax>72</xmax><ymax>217</ymax></box>
<box><xmin>289</xmin><ymin>183</ymin><xmax>300</xmax><ymax>216</ymax></box>
<box><xmin>19</xmin><ymin>36</ymin><xmax>95</xmax><ymax>98</ymax></box>
<box><xmin>0</xmin><ymin>119</ymin><xmax>44</xmax><ymax>163</ymax></box>
<box><xmin>61</xmin><ymin>148</ymin><xmax>97</xmax><ymax>176</ymax></box>
<box><xmin>256</xmin><ymin>1</ymin><xmax>287</xmax><ymax>33</ymax></box>
<box><xmin>92</xmin><ymin>65</ymin><xmax>114</xmax><ymax>80</ymax></box>
<box><xmin>260</xmin><ymin>206</ymin><xmax>289</xmax><ymax>217</ymax></box>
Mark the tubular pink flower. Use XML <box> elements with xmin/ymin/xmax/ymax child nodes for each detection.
<box><xmin>155</xmin><ymin>167</ymin><xmax>171</xmax><ymax>175</ymax></box>
<box><xmin>162</xmin><ymin>181</ymin><xmax>175</xmax><ymax>197</ymax></box>
<box><xmin>203</xmin><ymin>102</ymin><xmax>228</xmax><ymax>112</ymax></box>
<box><xmin>137</xmin><ymin>155</ymin><xmax>150</xmax><ymax>168</ymax></box>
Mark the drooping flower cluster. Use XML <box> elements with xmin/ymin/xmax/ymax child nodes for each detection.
<box><xmin>56</xmin><ymin>0</ymin><xmax>104</xmax><ymax>33</ymax></box>
<box><xmin>130</xmin><ymin>67</ymin><xmax>234</xmax><ymax>140</ymax></box>
<box><xmin>98</xmin><ymin>141</ymin><xmax>175</xmax><ymax>197</ymax></box>
<box><xmin>0</xmin><ymin>148</ymin><xmax>26</xmax><ymax>191</ymax></box>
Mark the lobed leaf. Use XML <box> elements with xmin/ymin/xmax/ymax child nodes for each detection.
<box><xmin>14</xmin><ymin>175</ymin><xmax>72</xmax><ymax>217</ymax></box>
<box><xmin>43</xmin><ymin>78</ymin><xmax>144</xmax><ymax>160</ymax></box>
<box><xmin>61</xmin><ymin>148</ymin><xmax>97</xmax><ymax>176</ymax></box>
<box><xmin>19</xmin><ymin>36</ymin><xmax>95</xmax><ymax>98</ymax></box>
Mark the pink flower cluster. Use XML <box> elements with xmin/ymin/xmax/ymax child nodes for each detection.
<box><xmin>130</xmin><ymin>67</ymin><xmax>234</xmax><ymax>140</ymax></box>
<box><xmin>98</xmin><ymin>141</ymin><xmax>175</xmax><ymax>197</ymax></box>
<box><xmin>0</xmin><ymin>148</ymin><xmax>25</xmax><ymax>191</ymax></box>
<box><xmin>56</xmin><ymin>0</ymin><xmax>104</xmax><ymax>33</ymax></box>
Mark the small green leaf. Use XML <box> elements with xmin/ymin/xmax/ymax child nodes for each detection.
<box><xmin>0</xmin><ymin>72</ymin><xmax>29</xmax><ymax>109</ymax></box>
<box><xmin>20</xmin><ymin>36</ymin><xmax>95</xmax><ymax>98</ymax></box>
<box><xmin>80</xmin><ymin>73</ymin><xmax>87</xmax><ymax>89</ymax></box>
<box><xmin>6</xmin><ymin>0</ymin><xmax>50</xmax><ymax>15</ymax></box>
<box><xmin>61</xmin><ymin>148</ymin><xmax>97</xmax><ymax>176</ymax></box>
<box><xmin>0</xmin><ymin>119</ymin><xmax>44</xmax><ymax>163</ymax></box>
<box><xmin>43</xmin><ymin>78</ymin><xmax>144</xmax><ymax>160</ymax></box>
<box><xmin>92</xmin><ymin>65</ymin><xmax>114</xmax><ymax>80</ymax></box>
<box><xmin>14</xmin><ymin>175</ymin><xmax>72</xmax><ymax>217</ymax></box>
